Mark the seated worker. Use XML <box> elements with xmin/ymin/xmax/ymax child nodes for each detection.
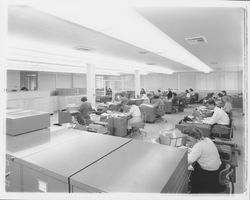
<box><xmin>203</xmin><ymin>99</ymin><xmax>230</xmax><ymax>126</ymax></box>
<box><xmin>157</xmin><ymin>89</ymin><xmax>162</xmax><ymax>96</ymax></box>
<box><xmin>140</xmin><ymin>88</ymin><xmax>146</xmax><ymax>95</ymax></box>
<box><xmin>141</xmin><ymin>93</ymin><xmax>150</xmax><ymax>104</ymax></box>
<box><xmin>221</xmin><ymin>96</ymin><xmax>232</xmax><ymax>114</ymax></box>
<box><xmin>126</xmin><ymin>102</ymin><xmax>143</xmax><ymax>132</ymax></box>
<box><xmin>183</xmin><ymin>127</ymin><xmax>226</xmax><ymax>193</ymax></box>
<box><xmin>185</xmin><ymin>89</ymin><xmax>191</xmax><ymax>98</ymax></box>
<box><xmin>199</xmin><ymin>92</ymin><xmax>215</xmax><ymax>104</ymax></box>
<box><xmin>167</xmin><ymin>88</ymin><xmax>173</xmax><ymax>100</ymax></box>
<box><xmin>189</xmin><ymin>88</ymin><xmax>195</xmax><ymax>96</ymax></box>
<box><xmin>221</xmin><ymin>90</ymin><xmax>227</xmax><ymax>96</ymax></box>
<box><xmin>77</xmin><ymin>97</ymin><xmax>95</xmax><ymax>125</ymax></box>
<box><xmin>171</xmin><ymin>92</ymin><xmax>178</xmax><ymax>106</ymax></box>
<box><xmin>118</xmin><ymin>93</ymin><xmax>129</xmax><ymax>112</ymax></box>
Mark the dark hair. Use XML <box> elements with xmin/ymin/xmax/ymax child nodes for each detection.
<box><xmin>153</xmin><ymin>95</ymin><xmax>160</xmax><ymax>99</ymax></box>
<box><xmin>218</xmin><ymin>93</ymin><xmax>223</xmax><ymax>98</ymax></box>
<box><xmin>189</xmin><ymin>88</ymin><xmax>193</xmax><ymax>92</ymax></box>
<box><xmin>185</xmin><ymin>90</ymin><xmax>189</xmax><ymax>93</ymax></box>
<box><xmin>183</xmin><ymin>127</ymin><xmax>204</xmax><ymax>140</ymax></box>
<box><xmin>222</xmin><ymin>90</ymin><xmax>227</xmax><ymax>95</ymax></box>
<box><xmin>81</xmin><ymin>97</ymin><xmax>87</xmax><ymax>102</ymax></box>
<box><xmin>173</xmin><ymin>92</ymin><xmax>177</xmax><ymax>96</ymax></box>
<box><xmin>206</xmin><ymin>99</ymin><xmax>216</xmax><ymax>105</ymax></box>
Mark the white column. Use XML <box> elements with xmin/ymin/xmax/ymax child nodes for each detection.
<box><xmin>0</xmin><ymin>0</ymin><xmax>7</xmax><ymax>192</ymax></box>
<box><xmin>134</xmin><ymin>70</ymin><xmax>140</xmax><ymax>98</ymax></box>
<box><xmin>87</xmin><ymin>64</ymin><xmax>96</xmax><ymax>107</ymax></box>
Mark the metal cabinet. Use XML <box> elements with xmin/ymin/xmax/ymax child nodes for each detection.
<box><xmin>6</xmin><ymin>110</ymin><xmax>50</xmax><ymax>135</ymax></box>
<box><xmin>5</xmin><ymin>154</ymin><xmax>22</xmax><ymax>192</ymax></box>
<box><xmin>16</xmin><ymin>132</ymin><xmax>131</xmax><ymax>192</ymax></box>
<box><xmin>70</xmin><ymin>140</ymin><xmax>188</xmax><ymax>193</ymax></box>
<box><xmin>5</xmin><ymin>128</ymin><xmax>84</xmax><ymax>192</ymax></box>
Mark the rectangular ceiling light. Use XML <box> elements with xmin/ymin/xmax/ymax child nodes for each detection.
<box><xmin>14</xmin><ymin>1</ymin><xmax>212</xmax><ymax>73</ymax></box>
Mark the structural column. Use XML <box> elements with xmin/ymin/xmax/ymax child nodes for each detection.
<box><xmin>0</xmin><ymin>0</ymin><xmax>7</xmax><ymax>192</ymax></box>
<box><xmin>87</xmin><ymin>64</ymin><xmax>96</xmax><ymax>107</ymax></box>
<box><xmin>134</xmin><ymin>70</ymin><xmax>141</xmax><ymax>98</ymax></box>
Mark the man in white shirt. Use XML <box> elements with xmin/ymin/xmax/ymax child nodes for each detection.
<box><xmin>203</xmin><ymin>99</ymin><xmax>230</xmax><ymax>126</ymax></box>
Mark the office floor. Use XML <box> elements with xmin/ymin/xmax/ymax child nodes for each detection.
<box><xmin>50</xmin><ymin>105</ymin><xmax>245</xmax><ymax>193</ymax></box>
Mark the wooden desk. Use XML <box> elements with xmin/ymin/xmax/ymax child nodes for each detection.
<box><xmin>106</xmin><ymin>113</ymin><xmax>129</xmax><ymax>137</ymax></box>
<box><xmin>70</xmin><ymin>140</ymin><xmax>188</xmax><ymax>193</ymax></box>
<box><xmin>128</xmin><ymin>99</ymin><xmax>144</xmax><ymax>106</ymax></box>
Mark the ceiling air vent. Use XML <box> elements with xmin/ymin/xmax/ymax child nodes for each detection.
<box><xmin>185</xmin><ymin>36</ymin><xmax>207</xmax><ymax>45</ymax></box>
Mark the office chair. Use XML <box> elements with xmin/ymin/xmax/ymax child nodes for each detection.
<box><xmin>130</xmin><ymin>121</ymin><xmax>147</xmax><ymax>139</ymax></box>
<box><xmin>219</xmin><ymin>163</ymin><xmax>235</xmax><ymax>193</ymax></box>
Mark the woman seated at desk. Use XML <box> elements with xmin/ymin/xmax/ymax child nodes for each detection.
<box><xmin>125</xmin><ymin>102</ymin><xmax>143</xmax><ymax>132</ymax></box>
<box><xmin>203</xmin><ymin>99</ymin><xmax>230</xmax><ymax>126</ymax></box>
<box><xmin>77</xmin><ymin>97</ymin><xmax>95</xmax><ymax>125</ymax></box>
<box><xmin>183</xmin><ymin>127</ymin><xmax>226</xmax><ymax>193</ymax></box>
<box><xmin>141</xmin><ymin>93</ymin><xmax>150</xmax><ymax>104</ymax></box>
<box><xmin>118</xmin><ymin>93</ymin><xmax>129</xmax><ymax>112</ymax></box>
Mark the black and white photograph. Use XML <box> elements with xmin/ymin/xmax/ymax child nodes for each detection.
<box><xmin>0</xmin><ymin>0</ymin><xmax>249</xmax><ymax>200</ymax></box>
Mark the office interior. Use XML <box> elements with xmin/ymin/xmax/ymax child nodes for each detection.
<box><xmin>2</xmin><ymin>0</ymin><xmax>249</xmax><ymax>197</ymax></box>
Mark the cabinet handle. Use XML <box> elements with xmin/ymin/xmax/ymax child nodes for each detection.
<box><xmin>5</xmin><ymin>172</ymin><xmax>11</xmax><ymax>177</ymax></box>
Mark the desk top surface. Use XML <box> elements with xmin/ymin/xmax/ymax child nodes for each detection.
<box><xmin>70</xmin><ymin>140</ymin><xmax>187</xmax><ymax>193</ymax></box>
<box><xmin>16</xmin><ymin>131</ymin><xmax>131</xmax><ymax>181</ymax></box>
<box><xmin>6</xmin><ymin>128</ymin><xmax>84</xmax><ymax>158</ymax></box>
<box><xmin>6</xmin><ymin>109</ymin><xmax>49</xmax><ymax>119</ymax></box>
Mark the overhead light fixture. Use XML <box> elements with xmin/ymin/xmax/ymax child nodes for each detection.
<box><xmin>13</xmin><ymin>2</ymin><xmax>212</xmax><ymax>73</ymax></box>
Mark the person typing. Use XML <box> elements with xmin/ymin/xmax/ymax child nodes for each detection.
<box><xmin>183</xmin><ymin>127</ymin><xmax>226</xmax><ymax>193</ymax></box>
<box><xmin>202</xmin><ymin>99</ymin><xmax>230</xmax><ymax>126</ymax></box>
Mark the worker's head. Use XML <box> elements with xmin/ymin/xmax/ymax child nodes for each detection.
<box><xmin>189</xmin><ymin>88</ymin><xmax>193</xmax><ymax>92</ymax></box>
<box><xmin>218</xmin><ymin>93</ymin><xmax>223</xmax><ymax>98</ymax></box>
<box><xmin>222</xmin><ymin>95</ymin><xmax>231</xmax><ymax>103</ymax></box>
<box><xmin>183</xmin><ymin>127</ymin><xmax>204</xmax><ymax>144</ymax></box>
<box><xmin>153</xmin><ymin>95</ymin><xmax>160</xmax><ymax>99</ymax></box>
<box><xmin>206</xmin><ymin>99</ymin><xmax>216</xmax><ymax>110</ymax></box>
<box><xmin>221</xmin><ymin>90</ymin><xmax>227</xmax><ymax>96</ymax></box>
<box><xmin>185</xmin><ymin>90</ymin><xmax>189</xmax><ymax>93</ymax></box>
<box><xmin>81</xmin><ymin>97</ymin><xmax>87</xmax><ymax>102</ymax></box>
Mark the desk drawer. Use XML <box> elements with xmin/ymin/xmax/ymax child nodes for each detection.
<box><xmin>22</xmin><ymin>165</ymin><xmax>69</xmax><ymax>192</ymax></box>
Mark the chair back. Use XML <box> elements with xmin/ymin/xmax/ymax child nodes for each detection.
<box><xmin>219</xmin><ymin>163</ymin><xmax>234</xmax><ymax>193</ymax></box>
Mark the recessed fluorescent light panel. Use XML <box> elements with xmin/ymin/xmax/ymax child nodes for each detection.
<box><xmin>14</xmin><ymin>1</ymin><xmax>212</xmax><ymax>73</ymax></box>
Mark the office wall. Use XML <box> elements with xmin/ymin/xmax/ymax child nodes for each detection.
<box><xmin>38</xmin><ymin>72</ymin><xmax>56</xmax><ymax>91</ymax></box>
<box><xmin>141</xmin><ymin>71</ymin><xmax>243</xmax><ymax>93</ymax></box>
<box><xmin>196</xmin><ymin>71</ymin><xmax>243</xmax><ymax>92</ymax></box>
<box><xmin>142</xmin><ymin>73</ymin><xmax>179</xmax><ymax>91</ymax></box>
<box><xmin>179</xmin><ymin>73</ymin><xmax>196</xmax><ymax>91</ymax></box>
<box><xmin>73</xmin><ymin>73</ymin><xmax>87</xmax><ymax>88</ymax></box>
<box><xmin>56</xmin><ymin>73</ymin><xmax>72</xmax><ymax>88</ymax></box>
<box><xmin>7</xmin><ymin>70</ymin><xmax>20</xmax><ymax>90</ymax></box>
